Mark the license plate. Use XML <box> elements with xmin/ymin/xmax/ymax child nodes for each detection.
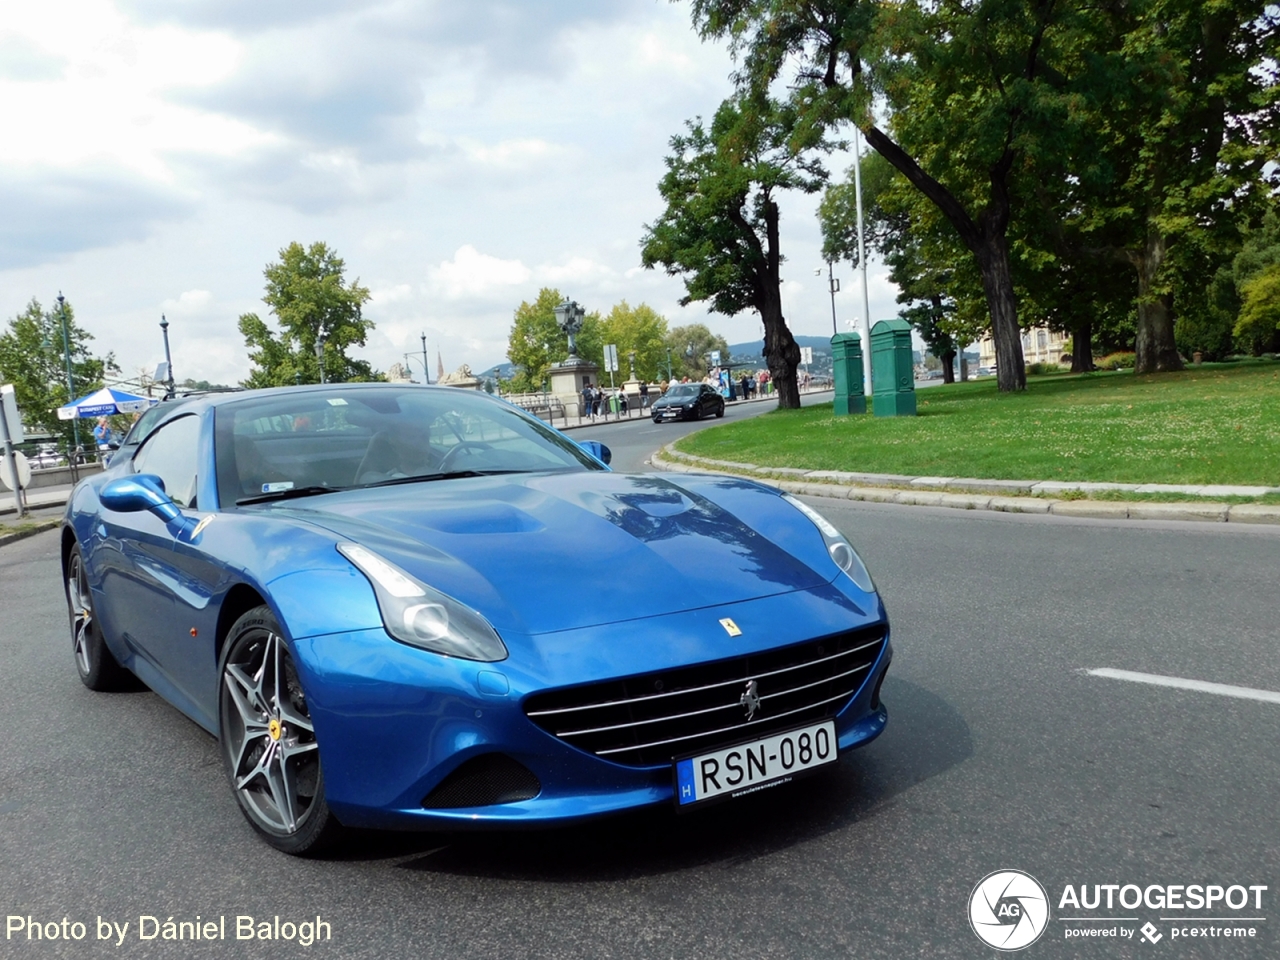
<box><xmin>673</xmin><ymin>720</ymin><xmax>837</xmax><ymax>807</ymax></box>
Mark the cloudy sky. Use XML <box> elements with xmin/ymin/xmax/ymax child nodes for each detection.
<box><xmin>0</xmin><ymin>0</ymin><xmax>900</xmax><ymax>387</ymax></box>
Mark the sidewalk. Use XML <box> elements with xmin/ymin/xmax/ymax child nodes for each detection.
<box><xmin>652</xmin><ymin>445</ymin><xmax>1280</xmax><ymax>525</ymax></box>
<box><xmin>1</xmin><ymin>484</ymin><xmax>73</xmax><ymax>517</ymax></box>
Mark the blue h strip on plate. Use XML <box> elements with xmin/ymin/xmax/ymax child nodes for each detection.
<box><xmin>676</xmin><ymin>759</ymin><xmax>696</xmax><ymax>805</ymax></box>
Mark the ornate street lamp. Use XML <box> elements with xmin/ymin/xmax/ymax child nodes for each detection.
<box><xmin>553</xmin><ymin>300</ymin><xmax>586</xmax><ymax>361</ymax></box>
<box><xmin>159</xmin><ymin>314</ymin><xmax>175</xmax><ymax>399</ymax></box>
<box><xmin>56</xmin><ymin>293</ymin><xmax>81</xmax><ymax>456</ymax></box>
<box><xmin>315</xmin><ymin>335</ymin><xmax>327</xmax><ymax>384</ymax></box>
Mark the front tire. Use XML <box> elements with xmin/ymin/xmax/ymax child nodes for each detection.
<box><xmin>715</xmin><ymin>402</ymin><xmax>725</xmax><ymax>418</ymax></box>
<box><xmin>219</xmin><ymin>606</ymin><xmax>341</xmax><ymax>856</ymax></box>
<box><xmin>65</xmin><ymin>544</ymin><xmax>132</xmax><ymax>691</ymax></box>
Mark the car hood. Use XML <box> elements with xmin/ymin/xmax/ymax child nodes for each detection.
<box><xmin>275</xmin><ymin>471</ymin><xmax>829</xmax><ymax>636</ymax></box>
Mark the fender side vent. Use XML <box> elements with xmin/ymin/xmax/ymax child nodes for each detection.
<box><xmin>422</xmin><ymin>754</ymin><xmax>541</xmax><ymax>809</ymax></box>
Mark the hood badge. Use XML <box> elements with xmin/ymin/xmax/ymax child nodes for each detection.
<box><xmin>719</xmin><ymin>618</ymin><xmax>742</xmax><ymax>637</ymax></box>
<box><xmin>740</xmin><ymin>680</ymin><xmax>761</xmax><ymax>721</ymax></box>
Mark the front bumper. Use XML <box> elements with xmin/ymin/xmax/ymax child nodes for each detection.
<box><xmin>292</xmin><ymin>583</ymin><xmax>891</xmax><ymax>830</ymax></box>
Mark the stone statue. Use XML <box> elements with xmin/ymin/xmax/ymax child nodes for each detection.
<box><xmin>439</xmin><ymin>364</ymin><xmax>475</xmax><ymax>385</ymax></box>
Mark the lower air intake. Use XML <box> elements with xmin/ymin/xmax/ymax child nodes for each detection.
<box><xmin>422</xmin><ymin>754</ymin><xmax>541</xmax><ymax>809</ymax></box>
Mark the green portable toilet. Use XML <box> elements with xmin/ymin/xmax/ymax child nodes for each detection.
<box><xmin>871</xmin><ymin>319</ymin><xmax>917</xmax><ymax>417</ymax></box>
<box><xmin>830</xmin><ymin>332</ymin><xmax>866</xmax><ymax>415</ymax></box>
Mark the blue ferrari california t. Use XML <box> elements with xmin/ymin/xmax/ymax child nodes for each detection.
<box><xmin>61</xmin><ymin>384</ymin><xmax>891</xmax><ymax>854</ymax></box>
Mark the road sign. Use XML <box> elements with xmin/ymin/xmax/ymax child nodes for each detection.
<box><xmin>710</xmin><ymin>350</ymin><xmax>721</xmax><ymax>366</ymax></box>
<box><xmin>0</xmin><ymin>450</ymin><xmax>30</xmax><ymax>492</ymax></box>
<box><xmin>800</xmin><ymin>346</ymin><xmax>813</xmax><ymax>365</ymax></box>
<box><xmin>2</xmin><ymin>384</ymin><xmax>23</xmax><ymax>444</ymax></box>
<box><xmin>604</xmin><ymin>344</ymin><xmax>618</xmax><ymax>373</ymax></box>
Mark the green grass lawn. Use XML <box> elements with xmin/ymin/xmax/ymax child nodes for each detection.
<box><xmin>677</xmin><ymin>361</ymin><xmax>1280</xmax><ymax>485</ymax></box>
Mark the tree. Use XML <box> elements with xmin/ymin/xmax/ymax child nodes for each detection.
<box><xmin>664</xmin><ymin>324</ymin><xmax>732</xmax><ymax>381</ymax></box>
<box><xmin>599</xmin><ymin>302</ymin><xmax>670</xmax><ymax>383</ymax></box>
<box><xmin>0</xmin><ymin>298</ymin><xmax>117</xmax><ymax>448</ymax></box>
<box><xmin>688</xmin><ymin>0</ymin><xmax>1096</xmax><ymax>392</ymax></box>
<box><xmin>821</xmin><ymin>150</ymin><xmax>981</xmax><ymax>379</ymax></box>
<box><xmin>1063</xmin><ymin>0</ymin><xmax>1279</xmax><ymax>373</ymax></box>
<box><xmin>641</xmin><ymin>94</ymin><xmax>827</xmax><ymax>408</ymax></box>
<box><xmin>505</xmin><ymin>288</ymin><xmax>603</xmax><ymax>393</ymax></box>
<box><xmin>1235</xmin><ymin>264</ymin><xmax>1280</xmax><ymax>347</ymax></box>
<box><xmin>239</xmin><ymin>242</ymin><xmax>378</xmax><ymax>387</ymax></box>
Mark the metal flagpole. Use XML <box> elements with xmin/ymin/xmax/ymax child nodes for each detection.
<box><xmin>853</xmin><ymin>126</ymin><xmax>873</xmax><ymax>398</ymax></box>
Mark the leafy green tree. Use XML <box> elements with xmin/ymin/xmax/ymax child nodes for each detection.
<box><xmin>239</xmin><ymin>242</ymin><xmax>378</xmax><ymax>387</ymax></box>
<box><xmin>641</xmin><ymin>94</ymin><xmax>828</xmax><ymax>408</ymax></box>
<box><xmin>1063</xmin><ymin>0</ymin><xmax>1279</xmax><ymax>373</ymax></box>
<box><xmin>0</xmin><ymin>298</ymin><xmax>117</xmax><ymax>448</ymax></box>
<box><xmin>1235</xmin><ymin>265</ymin><xmax>1280</xmax><ymax>346</ymax></box>
<box><xmin>505</xmin><ymin>288</ymin><xmax>603</xmax><ymax>393</ymax></box>
<box><xmin>663</xmin><ymin>324</ymin><xmax>732</xmax><ymax>381</ymax></box>
<box><xmin>688</xmin><ymin>0</ymin><xmax>1098</xmax><ymax>392</ymax></box>
<box><xmin>599</xmin><ymin>302</ymin><xmax>669</xmax><ymax>382</ymax></box>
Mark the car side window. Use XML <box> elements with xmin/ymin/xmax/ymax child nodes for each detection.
<box><xmin>132</xmin><ymin>415</ymin><xmax>201</xmax><ymax>508</ymax></box>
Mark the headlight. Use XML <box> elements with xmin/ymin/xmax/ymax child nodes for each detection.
<box><xmin>337</xmin><ymin>543</ymin><xmax>508</xmax><ymax>661</ymax></box>
<box><xmin>782</xmin><ymin>494</ymin><xmax>876</xmax><ymax>593</ymax></box>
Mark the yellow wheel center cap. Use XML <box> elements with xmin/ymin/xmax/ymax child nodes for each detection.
<box><xmin>267</xmin><ymin>718</ymin><xmax>282</xmax><ymax>741</ymax></box>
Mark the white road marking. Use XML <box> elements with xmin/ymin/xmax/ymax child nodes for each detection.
<box><xmin>1085</xmin><ymin>668</ymin><xmax>1280</xmax><ymax>705</ymax></box>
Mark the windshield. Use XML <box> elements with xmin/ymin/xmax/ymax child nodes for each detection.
<box><xmin>665</xmin><ymin>384</ymin><xmax>699</xmax><ymax>397</ymax></box>
<box><xmin>214</xmin><ymin>387</ymin><xmax>601</xmax><ymax>506</ymax></box>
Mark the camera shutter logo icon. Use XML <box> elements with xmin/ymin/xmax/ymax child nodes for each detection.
<box><xmin>968</xmin><ymin>870</ymin><xmax>1050</xmax><ymax>951</ymax></box>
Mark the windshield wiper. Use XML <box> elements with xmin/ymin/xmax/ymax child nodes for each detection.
<box><xmin>236</xmin><ymin>485</ymin><xmax>347</xmax><ymax>506</ymax></box>
<box><xmin>359</xmin><ymin>469</ymin><xmax>526</xmax><ymax>489</ymax></box>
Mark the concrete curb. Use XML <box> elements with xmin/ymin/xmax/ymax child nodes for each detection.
<box><xmin>0</xmin><ymin>519</ymin><xmax>60</xmax><ymax>548</ymax></box>
<box><xmin>651</xmin><ymin>446</ymin><xmax>1280</xmax><ymax>526</ymax></box>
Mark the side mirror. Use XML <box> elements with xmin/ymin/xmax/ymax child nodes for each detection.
<box><xmin>101</xmin><ymin>474</ymin><xmax>183</xmax><ymax>524</ymax></box>
<box><xmin>578</xmin><ymin>440</ymin><xmax>612</xmax><ymax>466</ymax></box>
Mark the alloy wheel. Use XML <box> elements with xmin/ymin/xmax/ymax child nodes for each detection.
<box><xmin>67</xmin><ymin>553</ymin><xmax>93</xmax><ymax>678</ymax></box>
<box><xmin>221</xmin><ymin>630</ymin><xmax>320</xmax><ymax>835</ymax></box>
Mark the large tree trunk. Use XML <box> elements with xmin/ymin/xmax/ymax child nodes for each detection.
<box><xmin>759</xmin><ymin>196</ymin><xmax>802</xmax><ymax>409</ymax></box>
<box><xmin>974</xmin><ymin>231</ymin><xmax>1027</xmax><ymax>391</ymax></box>
<box><xmin>940</xmin><ymin>348</ymin><xmax>956</xmax><ymax>384</ymax></box>
<box><xmin>1130</xmin><ymin>229</ymin><xmax>1183</xmax><ymax>373</ymax></box>
<box><xmin>1071</xmin><ymin>320</ymin><xmax>1094</xmax><ymax>372</ymax></box>
<box><xmin>863</xmin><ymin>124</ymin><xmax>1026</xmax><ymax>391</ymax></box>
<box><xmin>763</xmin><ymin>299</ymin><xmax>802</xmax><ymax>408</ymax></box>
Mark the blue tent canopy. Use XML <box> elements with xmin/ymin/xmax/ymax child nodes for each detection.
<box><xmin>57</xmin><ymin>387</ymin><xmax>155</xmax><ymax>420</ymax></box>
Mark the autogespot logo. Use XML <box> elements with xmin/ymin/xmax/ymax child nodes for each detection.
<box><xmin>969</xmin><ymin>870</ymin><xmax>1051</xmax><ymax>951</ymax></box>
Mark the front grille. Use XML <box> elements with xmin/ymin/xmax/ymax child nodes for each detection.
<box><xmin>523</xmin><ymin>626</ymin><xmax>886</xmax><ymax>767</ymax></box>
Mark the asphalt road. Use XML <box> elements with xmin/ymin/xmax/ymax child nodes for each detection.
<box><xmin>2</xmin><ymin>404</ymin><xmax>1278</xmax><ymax>959</ymax></box>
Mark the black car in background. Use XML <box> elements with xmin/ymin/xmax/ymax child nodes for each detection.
<box><xmin>651</xmin><ymin>383</ymin><xmax>726</xmax><ymax>422</ymax></box>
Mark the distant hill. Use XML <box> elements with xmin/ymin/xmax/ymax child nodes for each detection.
<box><xmin>726</xmin><ymin>335</ymin><xmax>834</xmax><ymax>359</ymax></box>
<box><xmin>477</xmin><ymin>362</ymin><xmax>516</xmax><ymax>381</ymax></box>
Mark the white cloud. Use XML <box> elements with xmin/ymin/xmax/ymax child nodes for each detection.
<box><xmin>0</xmin><ymin>0</ymin><xmax>904</xmax><ymax>387</ymax></box>
<box><xmin>429</xmin><ymin>245</ymin><xmax>533</xmax><ymax>300</ymax></box>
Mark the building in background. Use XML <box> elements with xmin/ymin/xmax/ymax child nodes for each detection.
<box><xmin>978</xmin><ymin>325</ymin><xmax>1070</xmax><ymax>369</ymax></box>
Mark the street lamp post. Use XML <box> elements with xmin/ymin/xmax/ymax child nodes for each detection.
<box><xmin>159</xmin><ymin>314</ymin><xmax>175</xmax><ymax>399</ymax></box>
<box><xmin>664</xmin><ymin>347</ymin><xmax>673</xmax><ymax>382</ymax></box>
<box><xmin>315</xmin><ymin>335</ymin><xmax>327</xmax><ymax>384</ymax></box>
<box><xmin>55</xmin><ymin>293</ymin><xmax>81</xmax><ymax>457</ymax></box>
<box><xmin>852</xmin><ymin>125</ymin><xmax>873</xmax><ymax>398</ymax></box>
<box><xmin>817</xmin><ymin>263</ymin><xmax>840</xmax><ymax>337</ymax></box>
<box><xmin>420</xmin><ymin>332</ymin><xmax>430</xmax><ymax>385</ymax></box>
